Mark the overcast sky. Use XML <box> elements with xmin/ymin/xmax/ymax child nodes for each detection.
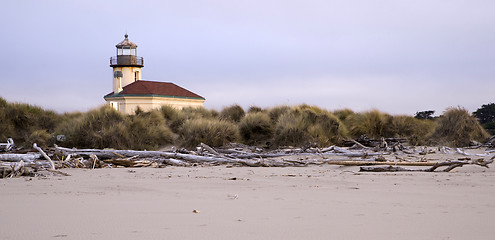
<box><xmin>1</xmin><ymin>0</ymin><xmax>494</xmax><ymax>115</ymax></box>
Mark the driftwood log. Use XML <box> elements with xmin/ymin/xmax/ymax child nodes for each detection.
<box><xmin>2</xmin><ymin>142</ymin><xmax>494</xmax><ymax>178</ymax></box>
<box><xmin>0</xmin><ymin>153</ymin><xmax>41</xmax><ymax>162</ymax></box>
<box><xmin>54</xmin><ymin>146</ymin><xmax>295</xmax><ymax>167</ymax></box>
<box><xmin>33</xmin><ymin>143</ymin><xmax>55</xmax><ymax>170</ymax></box>
<box><xmin>360</xmin><ymin>157</ymin><xmax>494</xmax><ymax>172</ymax></box>
<box><xmin>0</xmin><ymin>138</ymin><xmax>14</xmax><ymax>152</ymax></box>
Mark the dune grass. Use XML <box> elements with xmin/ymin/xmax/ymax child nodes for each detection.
<box><xmin>0</xmin><ymin>98</ymin><xmax>61</xmax><ymax>147</ymax></box>
<box><xmin>239</xmin><ymin>112</ymin><xmax>274</xmax><ymax>146</ymax></box>
<box><xmin>178</xmin><ymin>118</ymin><xmax>239</xmax><ymax>149</ymax></box>
<box><xmin>0</xmin><ymin>97</ymin><xmax>492</xmax><ymax>149</ymax></box>
<box><xmin>430</xmin><ymin>107</ymin><xmax>490</xmax><ymax>147</ymax></box>
<box><xmin>219</xmin><ymin>104</ymin><xmax>245</xmax><ymax>122</ymax></box>
<box><xmin>272</xmin><ymin>105</ymin><xmax>347</xmax><ymax>147</ymax></box>
<box><xmin>56</xmin><ymin>106</ymin><xmax>173</xmax><ymax>150</ymax></box>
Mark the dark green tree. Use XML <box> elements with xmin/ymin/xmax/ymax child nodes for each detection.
<box><xmin>473</xmin><ymin>103</ymin><xmax>495</xmax><ymax>135</ymax></box>
<box><xmin>473</xmin><ymin>103</ymin><xmax>495</xmax><ymax>124</ymax></box>
<box><xmin>414</xmin><ymin>110</ymin><xmax>435</xmax><ymax>120</ymax></box>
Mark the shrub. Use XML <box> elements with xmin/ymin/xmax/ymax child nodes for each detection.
<box><xmin>56</xmin><ymin>106</ymin><xmax>126</xmax><ymax>149</ymax></box>
<box><xmin>219</xmin><ymin>104</ymin><xmax>245</xmax><ymax>122</ymax></box>
<box><xmin>26</xmin><ymin>130</ymin><xmax>53</xmax><ymax>148</ymax></box>
<box><xmin>182</xmin><ymin>106</ymin><xmax>218</xmax><ymax>120</ymax></box>
<box><xmin>344</xmin><ymin>110</ymin><xmax>392</xmax><ymax>138</ymax></box>
<box><xmin>125</xmin><ymin>110</ymin><xmax>174</xmax><ymax>150</ymax></box>
<box><xmin>178</xmin><ymin>118</ymin><xmax>239</xmax><ymax>149</ymax></box>
<box><xmin>0</xmin><ymin>100</ymin><xmax>14</xmax><ymax>142</ymax></box>
<box><xmin>272</xmin><ymin>112</ymin><xmax>310</xmax><ymax>147</ymax></box>
<box><xmin>57</xmin><ymin>106</ymin><xmax>173</xmax><ymax>150</ymax></box>
<box><xmin>239</xmin><ymin>112</ymin><xmax>273</xmax><ymax>146</ymax></box>
<box><xmin>248</xmin><ymin>106</ymin><xmax>264</xmax><ymax>113</ymax></box>
<box><xmin>272</xmin><ymin>105</ymin><xmax>347</xmax><ymax>147</ymax></box>
<box><xmin>333</xmin><ymin>109</ymin><xmax>355</xmax><ymax>122</ymax></box>
<box><xmin>308</xmin><ymin>111</ymin><xmax>347</xmax><ymax>146</ymax></box>
<box><xmin>159</xmin><ymin>105</ymin><xmax>187</xmax><ymax>132</ymax></box>
<box><xmin>0</xmin><ymin>100</ymin><xmax>61</xmax><ymax>147</ymax></box>
<box><xmin>99</xmin><ymin>121</ymin><xmax>130</xmax><ymax>149</ymax></box>
<box><xmin>386</xmin><ymin>115</ymin><xmax>436</xmax><ymax>145</ymax></box>
<box><xmin>267</xmin><ymin>105</ymin><xmax>291</xmax><ymax>123</ymax></box>
<box><xmin>430</xmin><ymin>107</ymin><xmax>490</xmax><ymax>147</ymax></box>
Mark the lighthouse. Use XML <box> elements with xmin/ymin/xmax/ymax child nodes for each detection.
<box><xmin>104</xmin><ymin>34</ymin><xmax>205</xmax><ymax>114</ymax></box>
<box><xmin>110</xmin><ymin>34</ymin><xmax>143</xmax><ymax>93</ymax></box>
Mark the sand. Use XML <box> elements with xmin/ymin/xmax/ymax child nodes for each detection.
<box><xmin>1</xmin><ymin>160</ymin><xmax>495</xmax><ymax>239</ymax></box>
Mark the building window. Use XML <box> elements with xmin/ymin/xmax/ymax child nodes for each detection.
<box><xmin>135</xmin><ymin>71</ymin><xmax>139</xmax><ymax>81</ymax></box>
<box><xmin>110</xmin><ymin>102</ymin><xmax>119</xmax><ymax>111</ymax></box>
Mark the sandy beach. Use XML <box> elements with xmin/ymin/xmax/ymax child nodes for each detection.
<box><xmin>1</xmin><ymin>160</ymin><xmax>495</xmax><ymax>240</ymax></box>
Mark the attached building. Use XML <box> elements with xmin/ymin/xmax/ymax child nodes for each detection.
<box><xmin>104</xmin><ymin>34</ymin><xmax>205</xmax><ymax>114</ymax></box>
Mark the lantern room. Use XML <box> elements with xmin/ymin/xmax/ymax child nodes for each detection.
<box><xmin>110</xmin><ymin>34</ymin><xmax>144</xmax><ymax>67</ymax></box>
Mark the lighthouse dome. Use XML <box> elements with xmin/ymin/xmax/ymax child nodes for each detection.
<box><xmin>116</xmin><ymin>34</ymin><xmax>137</xmax><ymax>48</ymax></box>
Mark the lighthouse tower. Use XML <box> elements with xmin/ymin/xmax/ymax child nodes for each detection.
<box><xmin>109</xmin><ymin>34</ymin><xmax>143</xmax><ymax>93</ymax></box>
<box><xmin>105</xmin><ymin>34</ymin><xmax>205</xmax><ymax>114</ymax></box>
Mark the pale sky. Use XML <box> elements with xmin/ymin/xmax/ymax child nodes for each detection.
<box><xmin>1</xmin><ymin>0</ymin><xmax>494</xmax><ymax>115</ymax></box>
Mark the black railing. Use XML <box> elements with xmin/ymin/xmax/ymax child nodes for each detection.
<box><xmin>110</xmin><ymin>56</ymin><xmax>144</xmax><ymax>66</ymax></box>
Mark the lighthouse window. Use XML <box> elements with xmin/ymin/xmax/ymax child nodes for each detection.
<box><xmin>135</xmin><ymin>71</ymin><xmax>139</xmax><ymax>81</ymax></box>
<box><xmin>110</xmin><ymin>102</ymin><xmax>119</xmax><ymax>111</ymax></box>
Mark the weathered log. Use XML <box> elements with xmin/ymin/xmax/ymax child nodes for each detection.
<box><xmin>33</xmin><ymin>143</ymin><xmax>55</xmax><ymax>170</ymax></box>
<box><xmin>327</xmin><ymin>160</ymin><xmax>439</xmax><ymax>166</ymax></box>
<box><xmin>199</xmin><ymin>143</ymin><xmax>220</xmax><ymax>155</ymax></box>
<box><xmin>348</xmin><ymin>139</ymin><xmax>368</xmax><ymax>149</ymax></box>
<box><xmin>0</xmin><ymin>153</ymin><xmax>41</xmax><ymax>162</ymax></box>
<box><xmin>455</xmin><ymin>148</ymin><xmax>489</xmax><ymax>157</ymax></box>
<box><xmin>360</xmin><ymin>157</ymin><xmax>494</xmax><ymax>172</ymax></box>
<box><xmin>56</xmin><ymin>146</ymin><xmax>263</xmax><ymax>167</ymax></box>
<box><xmin>0</xmin><ymin>138</ymin><xmax>15</xmax><ymax>152</ymax></box>
<box><xmin>225</xmin><ymin>153</ymin><xmax>287</xmax><ymax>159</ymax></box>
<box><xmin>158</xmin><ymin>158</ymin><xmax>191</xmax><ymax>166</ymax></box>
<box><xmin>360</xmin><ymin>165</ymin><xmax>420</xmax><ymax>172</ymax></box>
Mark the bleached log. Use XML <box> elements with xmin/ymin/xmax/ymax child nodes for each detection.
<box><xmin>425</xmin><ymin>157</ymin><xmax>494</xmax><ymax>172</ymax></box>
<box><xmin>327</xmin><ymin>160</ymin><xmax>439</xmax><ymax>166</ymax></box>
<box><xmin>320</xmin><ymin>146</ymin><xmax>335</xmax><ymax>153</ymax></box>
<box><xmin>349</xmin><ymin>139</ymin><xmax>368</xmax><ymax>149</ymax></box>
<box><xmin>0</xmin><ymin>138</ymin><xmax>15</xmax><ymax>151</ymax></box>
<box><xmin>225</xmin><ymin>153</ymin><xmax>287</xmax><ymax>159</ymax></box>
<box><xmin>0</xmin><ymin>153</ymin><xmax>41</xmax><ymax>162</ymax></box>
<box><xmin>56</xmin><ymin>146</ymin><xmax>264</xmax><ymax>167</ymax></box>
<box><xmin>10</xmin><ymin>160</ymin><xmax>25</xmax><ymax>178</ymax></box>
<box><xmin>359</xmin><ymin>157</ymin><xmax>494</xmax><ymax>172</ymax></box>
<box><xmin>455</xmin><ymin>148</ymin><xmax>489</xmax><ymax>157</ymax></box>
<box><xmin>360</xmin><ymin>165</ymin><xmax>420</xmax><ymax>172</ymax></box>
<box><xmin>199</xmin><ymin>143</ymin><xmax>220</xmax><ymax>155</ymax></box>
<box><xmin>33</xmin><ymin>143</ymin><xmax>55</xmax><ymax>170</ymax></box>
<box><xmin>158</xmin><ymin>158</ymin><xmax>191</xmax><ymax>166</ymax></box>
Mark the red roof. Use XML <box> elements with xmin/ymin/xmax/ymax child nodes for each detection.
<box><xmin>104</xmin><ymin>80</ymin><xmax>205</xmax><ymax>100</ymax></box>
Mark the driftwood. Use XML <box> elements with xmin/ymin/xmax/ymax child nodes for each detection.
<box><xmin>328</xmin><ymin>160</ymin><xmax>439</xmax><ymax>166</ymax></box>
<box><xmin>2</xmin><ymin>142</ymin><xmax>494</xmax><ymax>178</ymax></box>
<box><xmin>360</xmin><ymin>157</ymin><xmax>494</xmax><ymax>172</ymax></box>
<box><xmin>0</xmin><ymin>138</ymin><xmax>14</xmax><ymax>152</ymax></box>
<box><xmin>55</xmin><ymin>146</ymin><xmax>268</xmax><ymax>167</ymax></box>
<box><xmin>0</xmin><ymin>153</ymin><xmax>41</xmax><ymax>162</ymax></box>
<box><xmin>33</xmin><ymin>143</ymin><xmax>55</xmax><ymax>170</ymax></box>
<box><xmin>199</xmin><ymin>143</ymin><xmax>220</xmax><ymax>155</ymax></box>
<box><xmin>54</xmin><ymin>146</ymin><xmax>325</xmax><ymax>167</ymax></box>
